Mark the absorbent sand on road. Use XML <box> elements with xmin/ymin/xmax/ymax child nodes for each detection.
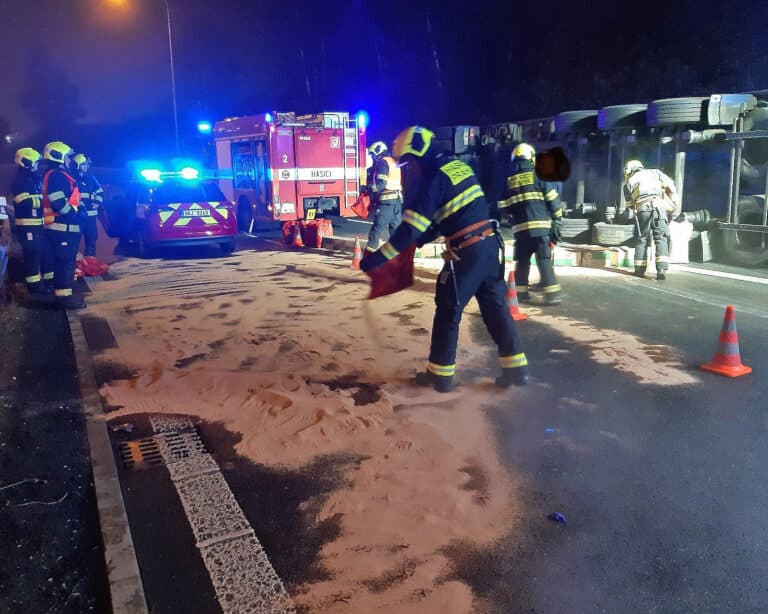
<box><xmin>86</xmin><ymin>247</ymin><xmax>530</xmax><ymax>613</ymax></box>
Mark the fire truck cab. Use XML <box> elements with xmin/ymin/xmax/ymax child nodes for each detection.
<box><xmin>213</xmin><ymin>111</ymin><xmax>367</xmax><ymax>232</ymax></box>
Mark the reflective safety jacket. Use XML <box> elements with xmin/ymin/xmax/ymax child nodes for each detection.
<box><xmin>623</xmin><ymin>168</ymin><xmax>679</xmax><ymax>214</ymax></box>
<box><xmin>11</xmin><ymin>168</ymin><xmax>43</xmax><ymax>228</ymax></box>
<box><xmin>371</xmin><ymin>156</ymin><xmax>402</xmax><ymax>203</ymax></box>
<box><xmin>42</xmin><ymin>165</ymin><xmax>81</xmax><ymax>229</ymax></box>
<box><xmin>500</xmin><ymin>159</ymin><xmax>562</xmax><ymax>238</ymax></box>
<box><xmin>363</xmin><ymin>156</ymin><xmax>491</xmax><ymax>267</ymax></box>
<box><xmin>76</xmin><ymin>173</ymin><xmax>103</xmax><ymax>217</ymax></box>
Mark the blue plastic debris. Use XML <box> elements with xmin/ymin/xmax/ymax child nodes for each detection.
<box><xmin>548</xmin><ymin>512</ymin><xmax>568</xmax><ymax>525</ymax></box>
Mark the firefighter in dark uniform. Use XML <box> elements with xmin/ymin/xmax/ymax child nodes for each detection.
<box><xmin>72</xmin><ymin>153</ymin><xmax>102</xmax><ymax>258</ymax></box>
<box><xmin>500</xmin><ymin>143</ymin><xmax>564</xmax><ymax>305</ymax></box>
<box><xmin>361</xmin><ymin>126</ymin><xmax>529</xmax><ymax>393</ymax></box>
<box><xmin>365</xmin><ymin>141</ymin><xmax>403</xmax><ymax>253</ymax></box>
<box><xmin>623</xmin><ymin>159</ymin><xmax>677</xmax><ymax>280</ymax></box>
<box><xmin>11</xmin><ymin>147</ymin><xmax>53</xmax><ymax>294</ymax></box>
<box><xmin>41</xmin><ymin>141</ymin><xmax>86</xmax><ymax>310</ymax></box>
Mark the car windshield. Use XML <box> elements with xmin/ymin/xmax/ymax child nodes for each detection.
<box><xmin>146</xmin><ymin>182</ymin><xmax>226</xmax><ymax>204</ymax></box>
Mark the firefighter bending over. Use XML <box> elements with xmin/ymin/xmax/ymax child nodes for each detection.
<box><xmin>361</xmin><ymin>126</ymin><xmax>529</xmax><ymax>393</ymax></box>
<box><xmin>72</xmin><ymin>154</ymin><xmax>103</xmax><ymax>258</ymax></box>
<box><xmin>11</xmin><ymin>147</ymin><xmax>53</xmax><ymax>295</ymax></box>
<box><xmin>623</xmin><ymin>160</ymin><xmax>678</xmax><ymax>280</ymax></box>
<box><xmin>41</xmin><ymin>141</ymin><xmax>86</xmax><ymax>310</ymax></box>
<box><xmin>500</xmin><ymin>143</ymin><xmax>564</xmax><ymax>304</ymax></box>
<box><xmin>364</xmin><ymin>141</ymin><xmax>403</xmax><ymax>253</ymax></box>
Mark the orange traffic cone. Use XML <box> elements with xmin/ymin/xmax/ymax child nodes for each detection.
<box><xmin>292</xmin><ymin>221</ymin><xmax>304</xmax><ymax>247</ymax></box>
<box><xmin>700</xmin><ymin>305</ymin><xmax>752</xmax><ymax>377</ymax></box>
<box><xmin>351</xmin><ymin>236</ymin><xmax>362</xmax><ymax>270</ymax></box>
<box><xmin>505</xmin><ymin>272</ymin><xmax>528</xmax><ymax>321</ymax></box>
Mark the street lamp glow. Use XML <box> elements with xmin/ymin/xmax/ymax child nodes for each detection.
<box><xmin>197</xmin><ymin>121</ymin><xmax>213</xmax><ymax>134</ymax></box>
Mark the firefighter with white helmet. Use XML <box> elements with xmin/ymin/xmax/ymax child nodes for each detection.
<box><xmin>41</xmin><ymin>141</ymin><xmax>86</xmax><ymax>310</ymax></box>
<box><xmin>500</xmin><ymin>142</ymin><xmax>564</xmax><ymax>304</ymax></box>
<box><xmin>361</xmin><ymin>126</ymin><xmax>529</xmax><ymax>392</ymax></box>
<box><xmin>364</xmin><ymin>140</ymin><xmax>403</xmax><ymax>253</ymax></box>
<box><xmin>72</xmin><ymin>153</ymin><xmax>103</xmax><ymax>258</ymax></box>
<box><xmin>623</xmin><ymin>159</ymin><xmax>678</xmax><ymax>280</ymax></box>
<box><xmin>10</xmin><ymin>147</ymin><xmax>53</xmax><ymax>294</ymax></box>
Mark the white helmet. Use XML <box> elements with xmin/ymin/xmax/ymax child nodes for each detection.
<box><xmin>512</xmin><ymin>142</ymin><xmax>535</xmax><ymax>161</ymax></box>
<box><xmin>624</xmin><ymin>159</ymin><xmax>644</xmax><ymax>179</ymax></box>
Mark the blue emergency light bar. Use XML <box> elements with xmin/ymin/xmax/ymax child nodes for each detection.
<box><xmin>356</xmin><ymin>111</ymin><xmax>369</xmax><ymax>130</ymax></box>
<box><xmin>197</xmin><ymin>120</ymin><xmax>213</xmax><ymax>134</ymax></box>
<box><xmin>139</xmin><ymin>167</ymin><xmax>201</xmax><ymax>182</ymax></box>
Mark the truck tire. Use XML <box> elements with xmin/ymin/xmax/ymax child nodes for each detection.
<box><xmin>647</xmin><ymin>97</ymin><xmax>708</xmax><ymax>127</ymax></box>
<box><xmin>560</xmin><ymin>218</ymin><xmax>590</xmax><ymax>243</ymax></box>
<box><xmin>718</xmin><ymin>197</ymin><xmax>768</xmax><ymax>267</ymax></box>
<box><xmin>597</xmin><ymin>104</ymin><xmax>648</xmax><ymax>130</ymax></box>
<box><xmin>555</xmin><ymin>111</ymin><xmax>598</xmax><ymax>135</ymax></box>
<box><xmin>591</xmin><ymin>222</ymin><xmax>635</xmax><ymax>246</ymax></box>
<box><xmin>236</xmin><ymin>196</ymin><xmax>252</xmax><ymax>233</ymax></box>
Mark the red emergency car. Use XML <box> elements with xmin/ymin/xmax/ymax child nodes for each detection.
<box><xmin>101</xmin><ymin>168</ymin><xmax>237</xmax><ymax>257</ymax></box>
<box><xmin>213</xmin><ymin>111</ymin><xmax>367</xmax><ymax>232</ymax></box>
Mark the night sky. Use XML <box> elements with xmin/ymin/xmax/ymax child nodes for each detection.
<box><xmin>1</xmin><ymin>0</ymin><xmax>765</xmax><ymax>165</ymax></box>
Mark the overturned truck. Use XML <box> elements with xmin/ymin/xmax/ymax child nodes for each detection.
<box><xmin>479</xmin><ymin>92</ymin><xmax>768</xmax><ymax>267</ymax></box>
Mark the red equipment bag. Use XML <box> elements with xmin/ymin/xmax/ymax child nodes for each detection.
<box><xmin>351</xmin><ymin>193</ymin><xmax>371</xmax><ymax>220</ymax></box>
<box><xmin>366</xmin><ymin>244</ymin><xmax>416</xmax><ymax>299</ymax></box>
<box><xmin>75</xmin><ymin>256</ymin><xmax>109</xmax><ymax>279</ymax></box>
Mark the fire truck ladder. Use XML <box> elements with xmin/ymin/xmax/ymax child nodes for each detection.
<box><xmin>343</xmin><ymin>117</ymin><xmax>360</xmax><ymax>210</ymax></box>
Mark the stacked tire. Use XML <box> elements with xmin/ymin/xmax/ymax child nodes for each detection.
<box><xmin>597</xmin><ymin>104</ymin><xmax>648</xmax><ymax>130</ymax></box>
<box><xmin>647</xmin><ymin>97</ymin><xmax>708</xmax><ymax>127</ymax></box>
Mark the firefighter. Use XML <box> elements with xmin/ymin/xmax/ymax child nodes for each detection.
<box><xmin>623</xmin><ymin>160</ymin><xmax>677</xmax><ymax>280</ymax></box>
<box><xmin>360</xmin><ymin>126</ymin><xmax>529</xmax><ymax>393</ymax></box>
<box><xmin>10</xmin><ymin>147</ymin><xmax>53</xmax><ymax>294</ymax></box>
<box><xmin>72</xmin><ymin>153</ymin><xmax>103</xmax><ymax>258</ymax></box>
<box><xmin>364</xmin><ymin>141</ymin><xmax>403</xmax><ymax>253</ymax></box>
<box><xmin>500</xmin><ymin>143</ymin><xmax>564</xmax><ymax>304</ymax></box>
<box><xmin>41</xmin><ymin>141</ymin><xmax>86</xmax><ymax>310</ymax></box>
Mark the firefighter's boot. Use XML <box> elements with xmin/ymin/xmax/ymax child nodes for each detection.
<box><xmin>656</xmin><ymin>271</ymin><xmax>666</xmax><ymax>281</ymax></box>
<box><xmin>62</xmin><ymin>295</ymin><xmax>87</xmax><ymax>311</ymax></box>
<box><xmin>633</xmin><ymin>267</ymin><xmax>646</xmax><ymax>278</ymax></box>
<box><xmin>544</xmin><ymin>291</ymin><xmax>563</xmax><ymax>305</ymax></box>
<box><xmin>495</xmin><ymin>366</ymin><xmax>530</xmax><ymax>388</ymax></box>
<box><xmin>517</xmin><ymin>291</ymin><xmax>532</xmax><ymax>304</ymax></box>
<box><xmin>413</xmin><ymin>371</ymin><xmax>454</xmax><ymax>393</ymax></box>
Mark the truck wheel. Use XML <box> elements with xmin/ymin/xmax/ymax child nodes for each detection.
<box><xmin>237</xmin><ymin>196</ymin><xmax>252</xmax><ymax>234</ymax></box>
<box><xmin>555</xmin><ymin>110</ymin><xmax>598</xmax><ymax>135</ymax></box>
<box><xmin>560</xmin><ymin>218</ymin><xmax>591</xmax><ymax>243</ymax></box>
<box><xmin>718</xmin><ymin>197</ymin><xmax>768</xmax><ymax>267</ymax></box>
<box><xmin>647</xmin><ymin>97</ymin><xmax>708</xmax><ymax>127</ymax></box>
<box><xmin>597</xmin><ymin>104</ymin><xmax>648</xmax><ymax>130</ymax></box>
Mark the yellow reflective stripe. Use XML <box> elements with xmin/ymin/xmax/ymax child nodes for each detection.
<box><xmin>542</xmin><ymin>284</ymin><xmax>561</xmax><ymax>293</ymax></box>
<box><xmin>60</xmin><ymin>204</ymin><xmax>73</xmax><ymax>215</ymax></box>
<box><xmin>507</xmin><ymin>171</ymin><xmax>535</xmax><ymax>189</ymax></box>
<box><xmin>511</xmin><ymin>220</ymin><xmax>552</xmax><ymax>233</ymax></box>
<box><xmin>201</xmin><ymin>216</ymin><xmax>217</xmax><ymax>225</ymax></box>
<box><xmin>43</xmin><ymin>272</ymin><xmax>54</xmax><ymax>280</ymax></box>
<box><xmin>86</xmin><ymin>210</ymin><xmax>99</xmax><ymax>216</ymax></box>
<box><xmin>13</xmin><ymin>192</ymin><xmax>31</xmax><ymax>203</ymax></box>
<box><xmin>434</xmin><ymin>184</ymin><xmax>483</xmax><ymax>223</ymax></box>
<box><xmin>48</xmin><ymin>190</ymin><xmax>66</xmax><ymax>201</ymax></box>
<box><xmin>174</xmin><ymin>217</ymin><xmax>192</xmax><ymax>227</ymax></box>
<box><xmin>80</xmin><ymin>192</ymin><xmax>91</xmax><ymax>198</ymax></box>
<box><xmin>545</xmin><ymin>189</ymin><xmax>559</xmax><ymax>201</ymax></box>
<box><xmin>502</xmin><ymin>191</ymin><xmax>545</xmax><ymax>208</ymax></box>
<box><xmin>517</xmin><ymin>285</ymin><xmax>528</xmax><ymax>292</ymax></box>
<box><xmin>656</xmin><ymin>255</ymin><xmax>670</xmax><ymax>263</ymax></box>
<box><xmin>634</xmin><ymin>259</ymin><xmax>647</xmax><ymax>266</ymax></box>
<box><xmin>552</xmin><ymin>209</ymin><xmax>563</xmax><ymax>218</ymax></box>
<box><xmin>25</xmin><ymin>274</ymin><xmax>42</xmax><ymax>283</ymax></box>
<box><xmin>167</xmin><ymin>203</ymin><xmax>180</xmax><ymax>210</ymax></box>
<box><xmin>158</xmin><ymin>211</ymin><xmax>174</xmax><ymax>225</ymax></box>
<box><xmin>215</xmin><ymin>208</ymin><xmax>229</xmax><ymax>219</ymax></box>
<box><xmin>499</xmin><ymin>353</ymin><xmax>528</xmax><ymax>368</ymax></box>
<box><xmin>47</xmin><ymin>223</ymin><xmax>80</xmax><ymax>232</ymax></box>
<box><xmin>402</xmin><ymin>209</ymin><xmax>431</xmax><ymax>232</ymax></box>
<box><xmin>427</xmin><ymin>361</ymin><xmax>456</xmax><ymax>376</ymax></box>
<box><xmin>380</xmin><ymin>242</ymin><xmax>399</xmax><ymax>260</ymax></box>
<box><xmin>54</xmin><ymin>288</ymin><xmax>73</xmax><ymax>297</ymax></box>
<box><xmin>15</xmin><ymin>218</ymin><xmax>44</xmax><ymax>226</ymax></box>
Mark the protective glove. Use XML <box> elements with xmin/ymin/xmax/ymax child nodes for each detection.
<box><xmin>550</xmin><ymin>218</ymin><xmax>563</xmax><ymax>245</ymax></box>
<box><xmin>359</xmin><ymin>184</ymin><xmax>371</xmax><ymax>196</ymax></box>
<box><xmin>360</xmin><ymin>250</ymin><xmax>386</xmax><ymax>273</ymax></box>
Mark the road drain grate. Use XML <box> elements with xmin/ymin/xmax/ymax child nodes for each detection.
<box><xmin>118</xmin><ymin>437</ymin><xmax>163</xmax><ymax>471</ymax></box>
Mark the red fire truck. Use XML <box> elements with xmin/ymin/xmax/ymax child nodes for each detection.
<box><xmin>213</xmin><ymin>111</ymin><xmax>367</xmax><ymax>232</ymax></box>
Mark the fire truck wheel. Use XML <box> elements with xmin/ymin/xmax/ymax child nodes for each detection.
<box><xmin>718</xmin><ymin>197</ymin><xmax>768</xmax><ymax>267</ymax></box>
<box><xmin>236</xmin><ymin>197</ymin><xmax>252</xmax><ymax>234</ymax></box>
<box><xmin>554</xmin><ymin>110</ymin><xmax>598</xmax><ymax>136</ymax></box>
<box><xmin>647</xmin><ymin>97</ymin><xmax>708</xmax><ymax>127</ymax></box>
<box><xmin>597</xmin><ymin>104</ymin><xmax>648</xmax><ymax>130</ymax></box>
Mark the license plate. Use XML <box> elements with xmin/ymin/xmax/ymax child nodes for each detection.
<box><xmin>182</xmin><ymin>209</ymin><xmax>209</xmax><ymax>217</ymax></box>
<box><xmin>306</xmin><ymin>208</ymin><xmax>316</xmax><ymax>220</ymax></box>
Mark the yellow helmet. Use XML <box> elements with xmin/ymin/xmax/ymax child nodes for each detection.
<box><xmin>43</xmin><ymin>141</ymin><xmax>73</xmax><ymax>163</ymax></box>
<box><xmin>368</xmin><ymin>141</ymin><xmax>388</xmax><ymax>157</ymax></box>
<box><xmin>15</xmin><ymin>147</ymin><xmax>41</xmax><ymax>169</ymax></box>
<box><xmin>512</xmin><ymin>142</ymin><xmax>536</xmax><ymax>161</ymax></box>
<box><xmin>72</xmin><ymin>153</ymin><xmax>89</xmax><ymax>167</ymax></box>
<box><xmin>624</xmin><ymin>159</ymin><xmax>644</xmax><ymax>179</ymax></box>
<box><xmin>391</xmin><ymin>126</ymin><xmax>435</xmax><ymax>161</ymax></box>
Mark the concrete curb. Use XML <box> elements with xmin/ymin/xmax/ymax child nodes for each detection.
<box><xmin>67</xmin><ymin>311</ymin><xmax>149</xmax><ymax>614</ymax></box>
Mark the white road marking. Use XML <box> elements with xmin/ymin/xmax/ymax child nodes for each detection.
<box><xmin>670</xmin><ymin>265</ymin><xmax>768</xmax><ymax>285</ymax></box>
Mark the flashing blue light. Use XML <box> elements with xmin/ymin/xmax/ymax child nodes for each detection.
<box><xmin>197</xmin><ymin>120</ymin><xmax>213</xmax><ymax>134</ymax></box>
<box><xmin>356</xmin><ymin>111</ymin><xmax>369</xmax><ymax>131</ymax></box>
<box><xmin>140</xmin><ymin>169</ymin><xmax>162</xmax><ymax>182</ymax></box>
<box><xmin>180</xmin><ymin>167</ymin><xmax>199</xmax><ymax>180</ymax></box>
<box><xmin>265</xmin><ymin>112</ymin><xmax>273</xmax><ymax>123</ymax></box>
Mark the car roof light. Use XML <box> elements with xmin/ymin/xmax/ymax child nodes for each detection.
<box><xmin>265</xmin><ymin>112</ymin><xmax>273</xmax><ymax>123</ymax></box>
<box><xmin>140</xmin><ymin>168</ymin><xmax>162</xmax><ymax>182</ymax></box>
<box><xmin>180</xmin><ymin>167</ymin><xmax>199</xmax><ymax>180</ymax></box>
